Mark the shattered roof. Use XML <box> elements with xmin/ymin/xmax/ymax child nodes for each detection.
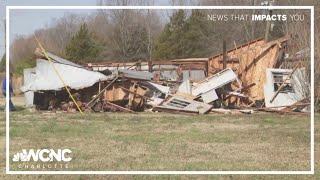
<box><xmin>35</xmin><ymin>48</ymin><xmax>83</xmax><ymax>68</ymax></box>
<box><xmin>21</xmin><ymin>58</ymin><xmax>114</xmax><ymax>92</ymax></box>
<box><xmin>45</xmin><ymin>52</ymin><xmax>84</xmax><ymax>68</ymax></box>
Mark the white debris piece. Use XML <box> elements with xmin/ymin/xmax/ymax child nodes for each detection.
<box><xmin>21</xmin><ymin>59</ymin><xmax>113</xmax><ymax>92</ymax></box>
<box><xmin>147</xmin><ymin>82</ymin><xmax>170</xmax><ymax>94</ymax></box>
<box><xmin>192</xmin><ymin>68</ymin><xmax>240</xmax><ymax>97</ymax></box>
<box><xmin>156</xmin><ymin>95</ymin><xmax>212</xmax><ymax>114</ymax></box>
<box><xmin>201</xmin><ymin>89</ymin><xmax>219</xmax><ymax>103</ymax></box>
<box><xmin>263</xmin><ymin>68</ymin><xmax>307</xmax><ymax>109</ymax></box>
<box><xmin>23</xmin><ymin>68</ymin><xmax>36</xmax><ymax>107</ymax></box>
<box><xmin>177</xmin><ymin>80</ymin><xmax>192</xmax><ymax>94</ymax></box>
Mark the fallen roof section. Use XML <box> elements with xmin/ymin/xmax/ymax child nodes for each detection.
<box><xmin>119</xmin><ymin>69</ymin><xmax>153</xmax><ymax>80</ymax></box>
<box><xmin>35</xmin><ymin>48</ymin><xmax>84</xmax><ymax>68</ymax></box>
<box><xmin>20</xmin><ymin>59</ymin><xmax>113</xmax><ymax>92</ymax></box>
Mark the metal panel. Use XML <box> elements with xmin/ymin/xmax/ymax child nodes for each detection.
<box><xmin>20</xmin><ymin>59</ymin><xmax>112</xmax><ymax>92</ymax></box>
<box><xmin>147</xmin><ymin>82</ymin><xmax>170</xmax><ymax>94</ymax></box>
<box><xmin>177</xmin><ymin>80</ymin><xmax>192</xmax><ymax>94</ymax></box>
<box><xmin>119</xmin><ymin>69</ymin><xmax>153</xmax><ymax>80</ymax></box>
<box><xmin>44</xmin><ymin>51</ymin><xmax>84</xmax><ymax>68</ymax></box>
<box><xmin>201</xmin><ymin>89</ymin><xmax>218</xmax><ymax>103</ymax></box>
<box><xmin>192</xmin><ymin>68</ymin><xmax>238</xmax><ymax>96</ymax></box>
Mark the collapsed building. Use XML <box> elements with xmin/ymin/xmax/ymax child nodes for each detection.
<box><xmin>20</xmin><ymin>36</ymin><xmax>311</xmax><ymax>114</ymax></box>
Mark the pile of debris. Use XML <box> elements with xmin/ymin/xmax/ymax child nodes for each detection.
<box><xmin>20</xmin><ymin>36</ymin><xmax>311</xmax><ymax>115</ymax></box>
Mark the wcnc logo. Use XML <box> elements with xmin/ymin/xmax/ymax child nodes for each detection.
<box><xmin>12</xmin><ymin>149</ymin><xmax>72</xmax><ymax>162</ymax></box>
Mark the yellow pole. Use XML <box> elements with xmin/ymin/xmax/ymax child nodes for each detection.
<box><xmin>34</xmin><ymin>35</ymin><xmax>84</xmax><ymax>114</ymax></box>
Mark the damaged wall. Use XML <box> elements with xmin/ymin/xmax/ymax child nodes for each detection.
<box><xmin>208</xmin><ymin>36</ymin><xmax>289</xmax><ymax>100</ymax></box>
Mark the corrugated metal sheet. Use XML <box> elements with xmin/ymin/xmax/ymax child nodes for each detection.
<box><xmin>182</xmin><ymin>70</ymin><xmax>205</xmax><ymax>81</ymax></box>
<box><xmin>119</xmin><ymin>69</ymin><xmax>153</xmax><ymax>80</ymax></box>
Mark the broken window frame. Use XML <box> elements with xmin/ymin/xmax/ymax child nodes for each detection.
<box><xmin>271</xmin><ymin>72</ymin><xmax>295</xmax><ymax>93</ymax></box>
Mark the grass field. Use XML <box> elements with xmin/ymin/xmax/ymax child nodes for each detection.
<box><xmin>0</xmin><ymin>96</ymin><xmax>319</xmax><ymax>179</ymax></box>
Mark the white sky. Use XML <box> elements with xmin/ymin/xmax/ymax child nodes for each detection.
<box><xmin>0</xmin><ymin>0</ymin><xmax>99</xmax><ymax>59</ymax></box>
<box><xmin>0</xmin><ymin>0</ymin><xmax>172</xmax><ymax>60</ymax></box>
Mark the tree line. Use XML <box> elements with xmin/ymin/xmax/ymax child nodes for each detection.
<box><xmin>4</xmin><ymin>0</ymin><xmax>319</xmax><ymax>76</ymax></box>
<box><xmin>7</xmin><ymin>10</ymin><xmax>276</xmax><ymax>73</ymax></box>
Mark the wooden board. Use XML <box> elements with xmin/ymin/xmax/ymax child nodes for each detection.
<box><xmin>104</xmin><ymin>85</ymin><xmax>128</xmax><ymax>102</ymax></box>
<box><xmin>208</xmin><ymin>36</ymin><xmax>289</xmax><ymax>100</ymax></box>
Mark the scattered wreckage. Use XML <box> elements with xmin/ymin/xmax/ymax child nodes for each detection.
<box><xmin>20</xmin><ymin>36</ymin><xmax>311</xmax><ymax>115</ymax></box>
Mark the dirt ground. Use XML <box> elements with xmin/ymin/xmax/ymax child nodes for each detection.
<box><xmin>0</xmin><ymin>96</ymin><xmax>318</xmax><ymax>179</ymax></box>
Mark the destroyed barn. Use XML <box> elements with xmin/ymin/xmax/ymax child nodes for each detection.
<box><xmin>20</xmin><ymin>36</ymin><xmax>311</xmax><ymax>115</ymax></box>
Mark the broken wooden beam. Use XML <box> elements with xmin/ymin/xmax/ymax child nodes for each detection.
<box><xmin>104</xmin><ymin>101</ymin><xmax>135</xmax><ymax>113</ymax></box>
<box><xmin>120</xmin><ymin>86</ymin><xmax>151</xmax><ymax>100</ymax></box>
<box><xmin>223</xmin><ymin>39</ymin><xmax>227</xmax><ymax>69</ymax></box>
<box><xmin>152</xmin><ymin>106</ymin><xmax>198</xmax><ymax>115</ymax></box>
<box><xmin>255</xmin><ymin>107</ymin><xmax>308</xmax><ymax>115</ymax></box>
<box><xmin>87</xmin><ymin>76</ymin><xmax>118</xmax><ymax>107</ymax></box>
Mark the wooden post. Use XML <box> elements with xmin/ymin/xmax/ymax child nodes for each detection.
<box><xmin>251</xmin><ymin>0</ymin><xmax>255</xmax><ymax>39</ymax></box>
<box><xmin>205</xmin><ymin>61</ymin><xmax>209</xmax><ymax>76</ymax></box>
<box><xmin>128</xmin><ymin>81</ymin><xmax>137</xmax><ymax>108</ymax></box>
<box><xmin>223</xmin><ymin>40</ymin><xmax>227</xmax><ymax>69</ymax></box>
<box><xmin>264</xmin><ymin>12</ymin><xmax>272</xmax><ymax>42</ymax></box>
<box><xmin>264</xmin><ymin>0</ymin><xmax>276</xmax><ymax>42</ymax></box>
<box><xmin>148</xmin><ymin>60</ymin><xmax>152</xmax><ymax>72</ymax></box>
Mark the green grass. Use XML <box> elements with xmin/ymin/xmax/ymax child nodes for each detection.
<box><xmin>0</xmin><ymin>107</ymin><xmax>319</xmax><ymax>179</ymax></box>
<box><xmin>6</xmin><ymin>110</ymin><xmax>312</xmax><ymax>170</ymax></box>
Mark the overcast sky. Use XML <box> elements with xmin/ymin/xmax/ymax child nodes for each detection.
<box><xmin>0</xmin><ymin>0</ymin><xmax>173</xmax><ymax>60</ymax></box>
<box><xmin>0</xmin><ymin>0</ymin><xmax>102</xmax><ymax>59</ymax></box>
